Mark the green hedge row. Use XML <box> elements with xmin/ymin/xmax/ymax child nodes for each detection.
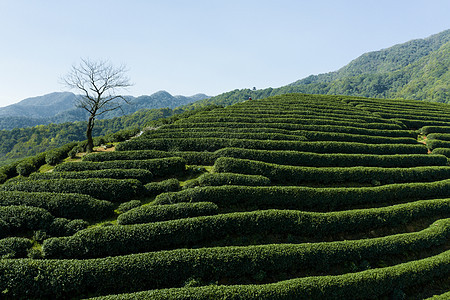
<box><xmin>426</xmin><ymin>139</ymin><xmax>450</xmax><ymax>150</ymax></box>
<box><xmin>78</xmin><ymin>147</ymin><xmax>449</xmax><ymax>168</ymax></box>
<box><xmin>54</xmin><ymin>157</ymin><xmax>186</xmax><ymax>178</ymax></box>
<box><xmin>213</xmin><ymin>157</ymin><xmax>450</xmax><ymax>185</ymax></box>
<box><xmin>16</xmin><ymin>152</ymin><xmax>47</xmax><ymax>177</ymax></box>
<box><xmin>45</xmin><ymin>142</ymin><xmax>79</xmax><ymax>166</ymax></box>
<box><xmin>1</xmin><ymin>223</ymin><xmax>448</xmax><ymax>299</ymax></box>
<box><xmin>395</xmin><ymin>118</ymin><xmax>450</xmax><ymax>129</ymax></box>
<box><xmin>117</xmin><ymin>202</ymin><xmax>219</xmax><ymax>225</ymax></box>
<box><xmin>176</xmin><ymin>116</ymin><xmax>403</xmax><ymax>130</ymax></box>
<box><xmin>191</xmin><ymin>172</ymin><xmax>270</xmax><ymax>187</ymax></box>
<box><xmin>427</xmin><ymin>133</ymin><xmax>450</xmax><ymax>141</ymax></box>
<box><xmin>0</xmin><ymin>205</ymin><xmax>54</xmax><ymax>238</ymax></box>
<box><xmin>28</xmin><ymin>168</ymin><xmax>154</xmax><ymax>184</ymax></box>
<box><xmin>419</xmin><ymin>126</ymin><xmax>450</xmax><ymax>135</ymax></box>
<box><xmin>116</xmin><ymin>138</ymin><xmax>427</xmax><ymax>155</ymax></box>
<box><xmin>89</xmin><ymin>250</ymin><xmax>450</xmax><ymax>300</ymax></box>
<box><xmin>214</xmin><ymin>148</ymin><xmax>447</xmax><ymax>168</ymax></box>
<box><xmin>42</xmin><ymin>198</ymin><xmax>450</xmax><ymax>259</ymax></box>
<box><xmin>433</xmin><ymin>148</ymin><xmax>450</xmax><ymax>158</ymax></box>
<box><xmin>154</xmin><ymin>180</ymin><xmax>450</xmax><ymax>211</ymax></box>
<box><xmin>0</xmin><ymin>191</ymin><xmax>114</xmax><ymax>220</ymax></box>
<box><xmin>143</xmin><ymin>129</ymin><xmax>417</xmax><ymax>145</ymax></box>
<box><xmin>161</xmin><ymin>122</ymin><xmax>416</xmax><ymax>138</ymax></box>
<box><xmin>1</xmin><ymin>178</ymin><xmax>146</xmax><ymax>202</ymax></box>
<box><xmin>0</xmin><ymin>205</ymin><xmax>88</xmax><ymax>238</ymax></box>
<box><xmin>144</xmin><ymin>131</ymin><xmax>307</xmax><ymax>141</ymax></box>
<box><xmin>144</xmin><ymin>178</ymin><xmax>181</xmax><ymax>197</ymax></box>
<box><xmin>0</xmin><ymin>237</ymin><xmax>33</xmax><ymax>258</ymax></box>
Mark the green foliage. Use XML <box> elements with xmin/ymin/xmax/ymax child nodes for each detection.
<box><xmin>88</xmin><ymin>250</ymin><xmax>450</xmax><ymax>300</ymax></box>
<box><xmin>117</xmin><ymin>202</ymin><xmax>219</xmax><ymax>225</ymax></box>
<box><xmin>214</xmin><ymin>157</ymin><xmax>450</xmax><ymax>184</ymax></box>
<box><xmin>195</xmin><ymin>172</ymin><xmax>271</xmax><ymax>187</ymax></box>
<box><xmin>420</xmin><ymin>126</ymin><xmax>450</xmax><ymax>135</ymax></box>
<box><xmin>426</xmin><ymin>139</ymin><xmax>450</xmax><ymax>150</ymax></box>
<box><xmin>433</xmin><ymin>148</ymin><xmax>450</xmax><ymax>158</ymax></box>
<box><xmin>1</xmin><ymin>221</ymin><xmax>448</xmax><ymax>298</ymax></box>
<box><xmin>0</xmin><ymin>191</ymin><xmax>114</xmax><ymax>220</ymax></box>
<box><xmin>144</xmin><ymin>178</ymin><xmax>181</xmax><ymax>197</ymax></box>
<box><xmin>0</xmin><ymin>178</ymin><xmax>146</xmax><ymax>202</ymax></box>
<box><xmin>155</xmin><ymin>180</ymin><xmax>450</xmax><ymax>211</ymax></box>
<box><xmin>214</xmin><ymin>147</ymin><xmax>447</xmax><ymax>168</ymax></box>
<box><xmin>45</xmin><ymin>142</ymin><xmax>78</xmax><ymax>165</ymax></box>
<box><xmin>0</xmin><ymin>205</ymin><xmax>55</xmax><ymax>238</ymax></box>
<box><xmin>117</xmin><ymin>200</ymin><xmax>141</xmax><ymax>213</ymax></box>
<box><xmin>54</xmin><ymin>157</ymin><xmax>186</xmax><ymax>178</ymax></box>
<box><xmin>16</xmin><ymin>152</ymin><xmax>47</xmax><ymax>176</ymax></box>
<box><xmin>42</xmin><ymin>198</ymin><xmax>450</xmax><ymax>259</ymax></box>
<box><xmin>0</xmin><ymin>237</ymin><xmax>33</xmax><ymax>258</ymax></box>
<box><xmin>117</xmin><ymin>137</ymin><xmax>427</xmax><ymax>155</ymax></box>
<box><xmin>28</xmin><ymin>168</ymin><xmax>154</xmax><ymax>184</ymax></box>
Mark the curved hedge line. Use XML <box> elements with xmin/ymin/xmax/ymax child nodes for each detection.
<box><xmin>116</xmin><ymin>138</ymin><xmax>427</xmax><ymax>155</ymax></box>
<box><xmin>426</xmin><ymin>139</ymin><xmax>450</xmax><ymax>150</ymax></box>
<box><xmin>73</xmin><ymin>147</ymin><xmax>449</xmax><ymax>167</ymax></box>
<box><xmin>145</xmin><ymin>178</ymin><xmax>181</xmax><ymax>197</ymax></box>
<box><xmin>16</xmin><ymin>152</ymin><xmax>47</xmax><ymax>177</ymax></box>
<box><xmin>54</xmin><ymin>157</ymin><xmax>186</xmax><ymax>178</ymax></box>
<box><xmin>28</xmin><ymin>168</ymin><xmax>154</xmax><ymax>183</ymax></box>
<box><xmin>0</xmin><ymin>237</ymin><xmax>33</xmax><ymax>258</ymax></box>
<box><xmin>145</xmin><ymin>128</ymin><xmax>418</xmax><ymax>145</ymax></box>
<box><xmin>215</xmin><ymin>148</ymin><xmax>448</xmax><ymax>168</ymax></box>
<box><xmin>83</xmin><ymin>150</ymin><xmax>217</xmax><ymax>165</ymax></box>
<box><xmin>420</xmin><ymin>126</ymin><xmax>450</xmax><ymax>135</ymax></box>
<box><xmin>214</xmin><ymin>157</ymin><xmax>450</xmax><ymax>185</ymax></box>
<box><xmin>162</xmin><ymin>122</ymin><xmax>416</xmax><ymax>138</ymax></box>
<box><xmin>176</xmin><ymin>115</ymin><xmax>403</xmax><ymax>130</ymax></box>
<box><xmin>0</xmin><ymin>205</ymin><xmax>54</xmax><ymax>238</ymax></box>
<box><xmin>42</xmin><ymin>198</ymin><xmax>450</xmax><ymax>259</ymax></box>
<box><xmin>0</xmin><ymin>191</ymin><xmax>114</xmax><ymax>220</ymax></box>
<box><xmin>45</xmin><ymin>142</ymin><xmax>79</xmax><ymax>166</ymax></box>
<box><xmin>0</xmin><ymin>178</ymin><xmax>146</xmax><ymax>202</ymax></box>
<box><xmin>1</xmin><ymin>223</ymin><xmax>448</xmax><ymax>299</ymax></box>
<box><xmin>154</xmin><ymin>180</ymin><xmax>450</xmax><ymax>211</ymax></box>
<box><xmin>194</xmin><ymin>172</ymin><xmax>271</xmax><ymax>187</ymax></box>
<box><xmin>117</xmin><ymin>202</ymin><xmax>219</xmax><ymax>225</ymax></box>
<box><xmin>433</xmin><ymin>148</ymin><xmax>450</xmax><ymax>158</ymax></box>
<box><xmin>142</xmin><ymin>131</ymin><xmax>307</xmax><ymax>141</ymax></box>
<box><xmin>427</xmin><ymin>133</ymin><xmax>450</xmax><ymax>141</ymax></box>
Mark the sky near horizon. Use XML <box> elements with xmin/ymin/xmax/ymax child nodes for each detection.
<box><xmin>0</xmin><ymin>0</ymin><xmax>449</xmax><ymax>107</ymax></box>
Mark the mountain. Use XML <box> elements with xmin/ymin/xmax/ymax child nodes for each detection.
<box><xmin>190</xmin><ymin>29</ymin><xmax>450</xmax><ymax>107</ymax></box>
<box><xmin>288</xmin><ymin>29</ymin><xmax>450</xmax><ymax>102</ymax></box>
<box><xmin>0</xmin><ymin>91</ymin><xmax>209</xmax><ymax>130</ymax></box>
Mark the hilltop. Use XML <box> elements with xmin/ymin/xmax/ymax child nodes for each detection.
<box><xmin>194</xmin><ymin>29</ymin><xmax>450</xmax><ymax>106</ymax></box>
<box><xmin>0</xmin><ymin>93</ymin><xmax>449</xmax><ymax>298</ymax></box>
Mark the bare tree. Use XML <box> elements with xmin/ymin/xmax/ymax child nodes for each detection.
<box><xmin>62</xmin><ymin>58</ymin><xmax>133</xmax><ymax>153</ymax></box>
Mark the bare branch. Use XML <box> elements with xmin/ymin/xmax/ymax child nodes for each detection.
<box><xmin>61</xmin><ymin>58</ymin><xmax>133</xmax><ymax>152</ymax></box>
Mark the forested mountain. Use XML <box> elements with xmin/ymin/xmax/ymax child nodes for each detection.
<box><xmin>0</xmin><ymin>91</ymin><xmax>209</xmax><ymax>130</ymax></box>
<box><xmin>192</xmin><ymin>29</ymin><xmax>450</xmax><ymax>106</ymax></box>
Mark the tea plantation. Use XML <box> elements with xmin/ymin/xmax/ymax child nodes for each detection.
<box><xmin>0</xmin><ymin>93</ymin><xmax>449</xmax><ymax>299</ymax></box>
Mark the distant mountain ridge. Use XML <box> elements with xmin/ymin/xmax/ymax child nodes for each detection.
<box><xmin>0</xmin><ymin>91</ymin><xmax>209</xmax><ymax>130</ymax></box>
<box><xmin>192</xmin><ymin>29</ymin><xmax>450</xmax><ymax>107</ymax></box>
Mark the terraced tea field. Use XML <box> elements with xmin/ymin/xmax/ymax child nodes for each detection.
<box><xmin>1</xmin><ymin>94</ymin><xmax>449</xmax><ymax>299</ymax></box>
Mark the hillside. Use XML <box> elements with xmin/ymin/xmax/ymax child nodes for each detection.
<box><xmin>0</xmin><ymin>93</ymin><xmax>449</xmax><ymax>298</ymax></box>
<box><xmin>0</xmin><ymin>91</ymin><xmax>209</xmax><ymax>130</ymax></box>
<box><xmin>193</xmin><ymin>29</ymin><xmax>450</xmax><ymax>106</ymax></box>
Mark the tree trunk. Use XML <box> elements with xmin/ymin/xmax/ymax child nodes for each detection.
<box><xmin>86</xmin><ymin>116</ymin><xmax>95</xmax><ymax>153</ymax></box>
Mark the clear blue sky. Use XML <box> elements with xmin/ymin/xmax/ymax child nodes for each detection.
<box><xmin>0</xmin><ymin>0</ymin><xmax>449</xmax><ymax>107</ymax></box>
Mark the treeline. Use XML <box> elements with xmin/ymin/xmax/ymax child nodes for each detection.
<box><xmin>0</xmin><ymin>105</ymin><xmax>221</xmax><ymax>162</ymax></box>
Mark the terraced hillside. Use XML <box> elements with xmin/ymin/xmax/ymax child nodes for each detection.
<box><xmin>0</xmin><ymin>94</ymin><xmax>449</xmax><ymax>299</ymax></box>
